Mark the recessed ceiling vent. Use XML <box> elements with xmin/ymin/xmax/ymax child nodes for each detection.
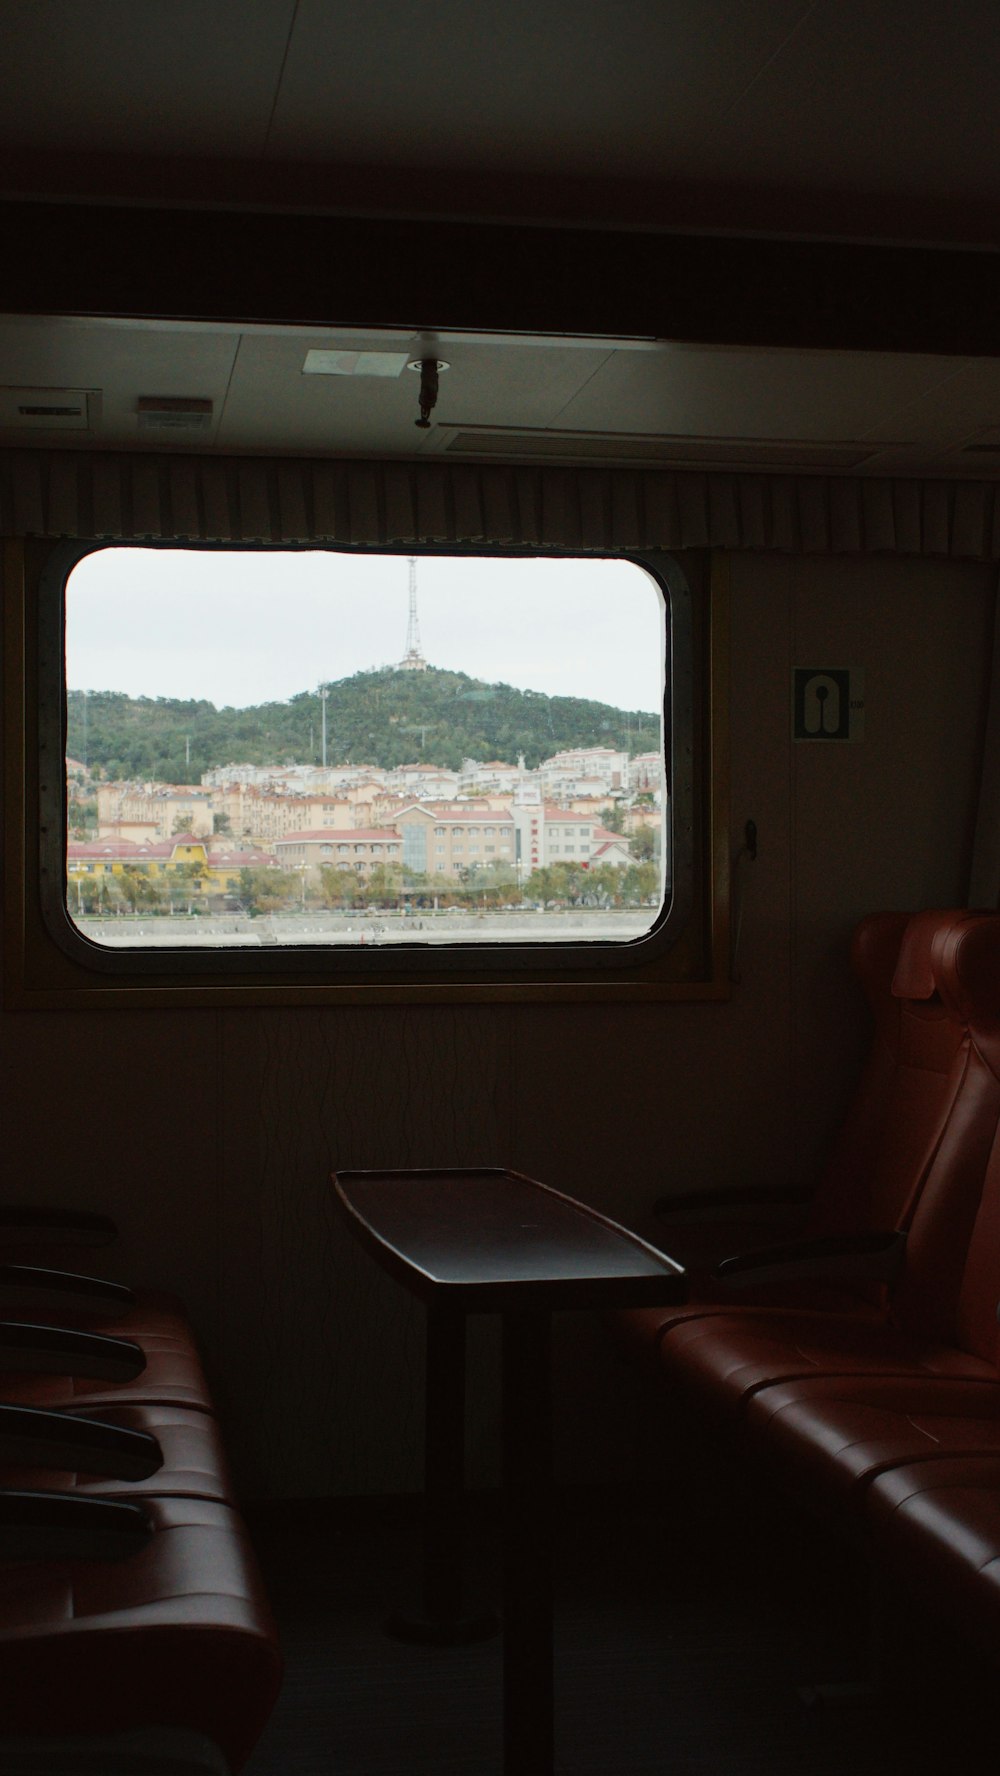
<box><xmin>438</xmin><ymin>428</ymin><xmax>878</xmax><ymax>470</ymax></box>
<box><xmin>137</xmin><ymin>397</ymin><xmax>213</xmax><ymax>432</ymax></box>
<box><xmin>0</xmin><ymin>387</ymin><xmax>98</xmax><ymax>431</ymax></box>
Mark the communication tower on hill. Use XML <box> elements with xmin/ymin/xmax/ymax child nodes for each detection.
<box><xmin>398</xmin><ymin>557</ymin><xmax>428</xmax><ymax>671</ymax></box>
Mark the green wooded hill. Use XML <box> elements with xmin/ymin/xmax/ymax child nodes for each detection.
<box><xmin>66</xmin><ymin>666</ymin><xmax>661</xmax><ymax>782</ymax></box>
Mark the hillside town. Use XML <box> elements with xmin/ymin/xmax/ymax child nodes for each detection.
<box><xmin>66</xmin><ymin>559</ymin><xmax>665</xmax><ymax>928</ymax></box>
<box><xmin>66</xmin><ymin>742</ymin><xmax>666</xmax><ymax>919</ymax></box>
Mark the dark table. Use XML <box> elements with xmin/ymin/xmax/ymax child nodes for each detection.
<box><xmin>333</xmin><ymin>1166</ymin><xmax>686</xmax><ymax>1776</ymax></box>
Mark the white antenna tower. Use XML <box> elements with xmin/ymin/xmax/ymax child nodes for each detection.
<box><xmin>406</xmin><ymin>557</ymin><xmax>421</xmax><ymax>656</ymax></box>
<box><xmin>399</xmin><ymin>556</ymin><xmax>428</xmax><ymax>670</ymax></box>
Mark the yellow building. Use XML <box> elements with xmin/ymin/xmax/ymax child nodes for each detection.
<box><xmin>67</xmin><ymin>834</ymin><xmax>276</xmax><ymax>907</ymax></box>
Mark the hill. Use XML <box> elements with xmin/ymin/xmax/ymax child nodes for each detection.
<box><xmin>65</xmin><ymin>666</ymin><xmax>662</xmax><ymax>783</ymax></box>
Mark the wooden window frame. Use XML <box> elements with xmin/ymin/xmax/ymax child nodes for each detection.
<box><xmin>3</xmin><ymin>536</ymin><xmax>730</xmax><ymax>1008</ymax></box>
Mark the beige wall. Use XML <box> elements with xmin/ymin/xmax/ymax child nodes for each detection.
<box><xmin>1</xmin><ymin>550</ymin><xmax>994</xmax><ymax>1499</ymax></box>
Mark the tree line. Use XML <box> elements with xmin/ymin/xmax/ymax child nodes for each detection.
<box><xmin>72</xmin><ymin>858</ymin><xmax>659</xmax><ymax>918</ymax></box>
<box><xmin>66</xmin><ymin>667</ymin><xmax>662</xmax><ymax>782</ymax></box>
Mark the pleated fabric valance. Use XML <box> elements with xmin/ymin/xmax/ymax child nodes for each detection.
<box><xmin>4</xmin><ymin>448</ymin><xmax>1000</xmax><ymax>561</ymax></box>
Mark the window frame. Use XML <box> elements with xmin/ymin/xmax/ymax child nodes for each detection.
<box><xmin>3</xmin><ymin>536</ymin><xmax>730</xmax><ymax>1007</ymax></box>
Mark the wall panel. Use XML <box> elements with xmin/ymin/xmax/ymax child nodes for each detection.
<box><xmin>215</xmin><ymin>1004</ymin><xmax>514</xmax><ymax>1496</ymax></box>
<box><xmin>0</xmin><ymin>548</ymin><xmax>993</xmax><ymax>1497</ymax></box>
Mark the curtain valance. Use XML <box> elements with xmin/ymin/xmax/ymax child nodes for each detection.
<box><xmin>3</xmin><ymin>450</ymin><xmax>1000</xmax><ymax>561</ymax></box>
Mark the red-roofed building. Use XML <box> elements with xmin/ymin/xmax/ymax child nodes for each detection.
<box><xmin>543</xmin><ymin>807</ymin><xmax>615</xmax><ymax>866</ymax></box>
<box><xmin>393</xmin><ymin>803</ymin><xmax>515</xmax><ymax>877</ymax></box>
<box><xmin>274</xmin><ymin>827</ymin><xmax>402</xmax><ymax>880</ymax></box>
<box><xmin>67</xmin><ymin>833</ymin><xmax>276</xmax><ymax>907</ymax></box>
<box><xmin>511</xmin><ymin>795</ymin><xmax>632</xmax><ymax>876</ymax></box>
<box><xmin>589</xmin><ymin>839</ymin><xmax>634</xmax><ymax>870</ymax></box>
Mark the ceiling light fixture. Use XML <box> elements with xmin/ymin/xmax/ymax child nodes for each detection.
<box><xmin>302</xmin><ymin>350</ymin><xmax>410</xmax><ymax>377</ymax></box>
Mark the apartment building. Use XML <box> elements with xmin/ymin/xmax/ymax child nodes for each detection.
<box><xmin>537</xmin><ymin>747</ymin><xmax>629</xmax><ymax>795</ymax></box>
<box><xmin>542</xmin><ymin>808</ymin><xmax>630</xmax><ymax>865</ymax></box>
<box><xmin>512</xmin><ymin>789</ymin><xmax>632</xmax><ymax>876</ymax></box>
<box><xmin>96</xmin><ymin>783</ymin><xmax>214</xmax><ymax>839</ymax></box>
<box><xmin>211</xmin><ymin>786</ymin><xmax>366</xmax><ymax>845</ymax></box>
<box><xmin>458</xmin><ymin>758</ymin><xmax>526</xmax><ymax>795</ymax></box>
<box><xmin>628</xmin><ymin>752</ymin><xmax>663</xmax><ymax>794</ymax></box>
<box><xmin>274</xmin><ymin>828</ymin><xmax>402</xmax><ymax>881</ymax></box>
<box><xmin>382</xmin><ymin>763</ymin><xmax>460</xmax><ymax>799</ymax></box>
<box><xmin>393</xmin><ymin>804</ymin><xmax>516</xmax><ymax>877</ymax></box>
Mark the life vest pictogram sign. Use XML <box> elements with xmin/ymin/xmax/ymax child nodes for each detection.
<box><xmin>792</xmin><ymin>668</ymin><xmax>865</xmax><ymax>741</ymax></box>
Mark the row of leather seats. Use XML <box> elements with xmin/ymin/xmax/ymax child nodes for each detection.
<box><xmin>0</xmin><ymin>1216</ymin><xmax>281</xmax><ymax>1773</ymax></box>
<box><xmin>615</xmin><ymin>906</ymin><xmax>1000</xmax><ymax>1676</ymax></box>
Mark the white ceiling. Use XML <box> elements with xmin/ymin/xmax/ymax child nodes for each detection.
<box><xmin>2</xmin><ymin>0</ymin><xmax>1000</xmax><ymax>475</ymax></box>
<box><xmin>3</xmin><ymin>315</ymin><xmax>1000</xmax><ymax>477</ymax></box>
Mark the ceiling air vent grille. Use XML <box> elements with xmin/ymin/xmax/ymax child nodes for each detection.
<box><xmin>137</xmin><ymin>397</ymin><xmax>213</xmax><ymax>432</ymax></box>
<box><xmin>0</xmin><ymin>387</ymin><xmax>97</xmax><ymax>431</ymax></box>
<box><xmin>439</xmin><ymin>429</ymin><xmax>878</xmax><ymax>470</ymax></box>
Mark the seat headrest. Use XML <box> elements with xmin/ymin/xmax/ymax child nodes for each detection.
<box><xmin>890</xmin><ymin>908</ymin><xmax>965</xmax><ymax>1001</ymax></box>
<box><xmin>852</xmin><ymin>911</ymin><xmax>912</xmax><ymax>1003</ymax></box>
<box><xmin>933</xmin><ymin>914</ymin><xmax>1000</xmax><ymax>1028</ymax></box>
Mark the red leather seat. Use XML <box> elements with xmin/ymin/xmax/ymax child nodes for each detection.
<box><xmin>0</xmin><ymin>1402</ymin><xmax>236</xmax><ymax>1504</ymax></box>
<box><xmin>0</xmin><ymin>1335</ymin><xmax>213</xmax><ymax>1414</ymax></box>
<box><xmin>741</xmin><ymin>950</ymin><xmax>1000</xmax><ymax>1499</ymax></box>
<box><xmin>616</xmin><ymin>912</ymin><xmax>1000</xmax><ymax>1683</ymax></box>
<box><xmin>747</xmin><ymin>1373</ymin><xmax>1000</xmax><ymax>1507</ymax></box>
<box><xmin>655</xmin><ymin>912</ymin><xmax>1000</xmax><ymax>1412</ymax></box>
<box><xmin>865</xmin><ymin>1456</ymin><xmax>1000</xmax><ymax>1667</ymax></box>
<box><xmin>0</xmin><ymin>1234</ymin><xmax>279</xmax><ymax>1770</ymax></box>
<box><xmin>0</xmin><ymin>1494</ymin><xmax>282</xmax><ymax>1772</ymax></box>
<box><xmin>616</xmin><ymin>907</ymin><xmax>977</xmax><ymax>1368</ymax></box>
<box><xmin>0</xmin><ymin>1217</ymin><xmax>213</xmax><ymax>1412</ymax></box>
<box><xmin>0</xmin><ymin>1283</ymin><xmax>196</xmax><ymax>1347</ymax></box>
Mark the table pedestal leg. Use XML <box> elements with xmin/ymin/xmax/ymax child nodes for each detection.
<box><xmin>502</xmin><ymin>1309</ymin><xmax>553</xmax><ymax>1776</ymax></box>
<box><xmin>386</xmin><ymin>1304</ymin><xmax>498</xmax><ymax>1645</ymax></box>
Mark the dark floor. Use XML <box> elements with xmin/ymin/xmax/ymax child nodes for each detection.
<box><xmin>244</xmin><ymin>1458</ymin><xmax>1000</xmax><ymax>1776</ymax></box>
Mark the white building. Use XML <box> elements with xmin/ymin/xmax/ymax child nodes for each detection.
<box><xmin>383</xmin><ymin>763</ymin><xmax>460</xmax><ymax>798</ymax></box>
<box><xmin>459</xmin><ymin>757</ymin><xmax>527</xmax><ymax>795</ymax></box>
<box><xmin>201</xmin><ymin>762</ymin><xmax>386</xmax><ymax>793</ymax></box>
<box><xmin>538</xmin><ymin>746</ymin><xmax>629</xmax><ymax>795</ymax></box>
<box><xmin>628</xmin><ymin>752</ymin><xmax>664</xmax><ymax>795</ymax></box>
<box><xmin>512</xmin><ymin>783</ymin><xmax>629</xmax><ymax>876</ymax></box>
<box><xmin>589</xmin><ymin>838</ymin><xmax>634</xmax><ymax>870</ymax></box>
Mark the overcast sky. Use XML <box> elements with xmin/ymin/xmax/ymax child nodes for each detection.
<box><xmin>65</xmin><ymin>548</ymin><xmax>664</xmax><ymax>713</ymax></box>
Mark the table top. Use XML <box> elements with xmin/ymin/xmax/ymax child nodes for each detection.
<box><xmin>332</xmin><ymin>1167</ymin><xmax>686</xmax><ymax>1312</ymax></box>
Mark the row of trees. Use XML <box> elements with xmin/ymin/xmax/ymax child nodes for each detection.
<box><xmin>65</xmin><ymin>668</ymin><xmax>661</xmax><ymax>783</ymax></box>
<box><xmin>71</xmin><ymin>858</ymin><xmax>660</xmax><ymax>917</ymax></box>
<box><xmin>71</xmin><ymin>861</ymin><xmax>211</xmax><ymax>916</ymax></box>
<box><xmin>246</xmin><ymin>859</ymin><xmax>660</xmax><ymax>913</ymax></box>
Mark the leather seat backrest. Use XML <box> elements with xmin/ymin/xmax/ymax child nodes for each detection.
<box><xmin>890</xmin><ymin>914</ymin><xmax>1000</xmax><ymax>1357</ymax></box>
<box><xmin>809</xmin><ymin>909</ymin><xmax>973</xmax><ymax>1242</ymax></box>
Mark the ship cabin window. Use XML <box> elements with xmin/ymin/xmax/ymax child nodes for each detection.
<box><xmin>5</xmin><ymin>539</ymin><xmax>726</xmax><ymax>1007</ymax></box>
